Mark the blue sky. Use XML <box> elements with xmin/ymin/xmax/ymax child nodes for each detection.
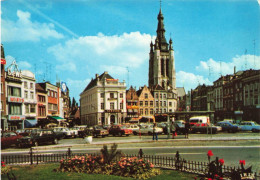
<box><xmin>1</xmin><ymin>0</ymin><xmax>260</xmax><ymax>103</ymax></box>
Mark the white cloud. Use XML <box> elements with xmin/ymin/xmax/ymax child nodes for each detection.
<box><xmin>195</xmin><ymin>54</ymin><xmax>260</xmax><ymax>80</ymax></box>
<box><xmin>5</xmin><ymin>55</ymin><xmax>32</xmax><ymax>70</ymax></box>
<box><xmin>48</xmin><ymin>32</ymin><xmax>155</xmax><ymax>73</ymax></box>
<box><xmin>2</xmin><ymin>10</ymin><xmax>64</xmax><ymax>42</ymax></box>
<box><xmin>100</xmin><ymin>65</ymin><xmax>127</xmax><ymax>76</ymax></box>
<box><xmin>176</xmin><ymin>71</ymin><xmax>211</xmax><ymax>91</ymax></box>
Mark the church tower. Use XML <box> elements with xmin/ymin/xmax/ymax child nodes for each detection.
<box><xmin>148</xmin><ymin>7</ymin><xmax>176</xmax><ymax>91</ymax></box>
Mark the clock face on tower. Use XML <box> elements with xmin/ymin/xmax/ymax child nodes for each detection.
<box><xmin>161</xmin><ymin>45</ymin><xmax>166</xmax><ymax>50</ymax></box>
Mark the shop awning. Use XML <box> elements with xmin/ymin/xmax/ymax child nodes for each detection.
<box><xmin>49</xmin><ymin>116</ymin><xmax>66</xmax><ymax>121</ymax></box>
<box><xmin>24</xmin><ymin>119</ymin><xmax>37</xmax><ymax>128</ymax></box>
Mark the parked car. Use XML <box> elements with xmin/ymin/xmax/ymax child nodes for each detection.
<box><xmin>53</xmin><ymin>127</ymin><xmax>75</xmax><ymax>138</ymax></box>
<box><xmin>239</xmin><ymin>121</ymin><xmax>260</xmax><ymax>132</ymax></box>
<box><xmin>191</xmin><ymin>123</ymin><xmax>222</xmax><ymax>134</ymax></box>
<box><xmin>174</xmin><ymin>120</ymin><xmax>186</xmax><ymax>135</ymax></box>
<box><xmin>1</xmin><ymin>131</ymin><xmax>23</xmax><ymax>149</ymax></box>
<box><xmin>139</xmin><ymin>124</ymin><xmax>163</xmax><ymax>135</ymax></box>
<box><xmin>157</xmin><ymin>122</ymin><xmax>168</xmax><ymax>134</ymax></box>
<box><xmin>126</xmin><ymin>124</ymin><xmax>140</xmax><ymax>135</ymax></box>
<box><xmin>17</xmin><ymin>128</ymin><xmax>38</xmax><ymax>136</ymax></box>
<box><xmin>216</xmin><ymin>121</ymin><xmax>241</xmax><ymax>133</ymax></box>
<box><xmin>91</xmin><ymin>125</ymin><xmax>109</xmax><ymax>138</ymax></box>
<box><xmin>109</xmin><ymin>125</ymin><xmax>133</xmax><ymax>136</ymax></box>
<box><xmin>69</xmin><ymin>127</ymin><xmax>79</xmax><ymax>138</ymax></box>
<box><xmin>189</xmin><ymin>116</ymin><xmax>210</xmax><ymax>126</ymax></box>
<box><xmin>73</xmin><ymin>125</ymin><xmax>88</xmax><ymax>138</ymax></box>
<box><xmin>17</xmin><ymin>129</ymin><xmax>58</xmax><ymax>147</ymax></box>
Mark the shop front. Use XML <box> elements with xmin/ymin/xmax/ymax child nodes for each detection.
<box><xmin>8</xmin><ymin>115</ymin><xmax>25</xmax><ymax>130</ymax></box>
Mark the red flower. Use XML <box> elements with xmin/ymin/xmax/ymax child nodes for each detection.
<box><xmin>239</xmin><ymin>160</ymin><xmax>245</xmax><ymax>165</ymax></box>
<box><xmin>219</xmin><ymin>159</ymin><xmax>224</xmax><ymax>165</ymax></box>
<box><xmin>207</xmin><ymin>150</ymin><xmax>213</xmax><ymax>157</ymax></box>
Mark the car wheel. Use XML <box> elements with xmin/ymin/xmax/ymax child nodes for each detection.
<box><xmin>53</xmin><ymin>138</ymin><xmax>58</xmax><ymax>145</ymax></box>
<box><xmin>118</xmin><ymin>132</ymin><xmax>122</xmax><ymax>136</ymax></box>
<box><xmin>34</xmin><ymin>141</ymin><xmax>39</xmax><ymax>147</ymax></box>
<box><xmin>252</xmin><ymin>129</ymin><xmax>256</xmax><ymax>133</ymax></box>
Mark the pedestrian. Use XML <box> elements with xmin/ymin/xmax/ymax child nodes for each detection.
<box><xmin>184</xmin><ymin>121</ymin><xmax>190</xmax><ymax>139</ymax></box>
<box><xmin>138</xmin><ymin>148</ymin><xmax>144</xmax><ymax>158</ymax></box>
<box><xmin>152</xmin><ymin>123</ymin><xmax>158</xmax><ymax>141</ymax></box>
<box><xmin>171</xmin><ymin>121</ymin><xmax>176</xmax><ymax>139</ymax></box>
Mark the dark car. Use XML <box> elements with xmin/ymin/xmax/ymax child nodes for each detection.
<box><xmin>109</xmin><ymin>125</ymin><xmax>133</xmax><ymax>136</ymax></box>
<box><xmin>17</xmin><ymin>129</ymin><xmax>59</xmax><ymax>147</ymax></box>
<box><xmin>216</xmin><ymin>121</ymin><xmax>241</xmax><ymax>133</ymax></box>
<box><xmin>174</xmin><ymin>120</ymin><xmax>186</xmax><ymax>135</ymax></box>
<box><xmin>191</xmin><ymin>123</ymin><xmax>222</xmax><ymax>134</ymax></box>
<box><xmin>1</xmin><ymin>131</ymin><xmax>23</xmax><ymax>149</ymax></box>
<box><xmin>91</xmin><ymin>125</ymin><xmax>109</xmax><ymax>138</ymax></box>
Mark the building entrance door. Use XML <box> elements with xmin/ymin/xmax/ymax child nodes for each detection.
<box><xmin>110</xmin><ymin>115</ymin><xmax>115</xmax><ymax>124</ymax></box>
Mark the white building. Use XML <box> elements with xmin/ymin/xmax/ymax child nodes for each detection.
<box><xmin>22</xmin><ymin>70</ymin><xmax>37</xmax><ymax>128</ymax></box>
<box><xmin>80</xmin><ymin>71</ymin><xmax>127</xmax><ymax>126</ymax></box>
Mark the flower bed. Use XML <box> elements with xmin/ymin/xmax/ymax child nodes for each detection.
<box><xmin>56</xmin><ymin>154</ymin><xmax>161</xmax><ymax>179</ymax></box>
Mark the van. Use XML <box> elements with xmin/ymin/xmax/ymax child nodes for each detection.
<box><xmin>189</xmin><ymin>116</ymin><xmax>210</xmax><ymax>126</ymax></box>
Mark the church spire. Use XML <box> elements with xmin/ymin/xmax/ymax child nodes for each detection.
<box><xmin>156</xmin><ymin>2</ymin><xmax>168</xmax><ymax>51</ymax></box>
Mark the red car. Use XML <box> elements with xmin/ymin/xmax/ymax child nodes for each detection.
<box><xmin>109</xmin><ymin>125</ymin><xmax>133</xmax><ymax>136</ymax></box>
<box><xmin>1</xmin><ymin>131</ymin><xmax>23</xmax><ymax>149</ymax></box>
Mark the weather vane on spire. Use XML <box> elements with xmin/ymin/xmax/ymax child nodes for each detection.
<box><xmin>160</xmin><ymin>0</ymin><xmax>162</xmax><ymax>9</ymax></box>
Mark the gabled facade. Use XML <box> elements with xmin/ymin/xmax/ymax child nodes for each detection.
<box><xmin>137</xmin><ymin>85</ymin><xmax>154</xmax><ymax>122</ymax></box>
<box><xmin>36</xmin><ymin>83</ymin><xmax>47</xmax><ymax>127</ymax></box>
<box><xmin>126</xmin><ymin>86</ymin><xmax>139</xmax><ymax>121</ymax></box>
<box><xmin>80</xmin><ymin>71</ymin><xmax>126</xmax><ymax>126</ymax></box>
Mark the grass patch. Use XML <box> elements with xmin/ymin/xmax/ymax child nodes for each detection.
<box><xmin>3</xmin><ymin>164</ymin><xmax>196</xmax><ymax>180</ymax></box>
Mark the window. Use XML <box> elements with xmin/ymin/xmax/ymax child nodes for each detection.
<box><xmin>164</xmin><ymin>109</ymin><xmax>167</xmax><ymax>113</ymax></box>
<box><xmin>144</xmin><ymin>93</ymin><xmax>148</xmax><ymax>99</ymax></box>
<box><xmin>163</xmin><ymin>94</ymin><xmax>166</xmax><ymax>98</ymax></box>
<box><xmin>155</xmin><ymin>93</ymin><xmax>158</xmax><ymax>98</ymax></box>
<box><xmin>30</xmin><ymin>92</ymin><xmax>34</xmax><ymax>99</ymax></box>
<box><xmin>140</xmin><ymin>109</ymin><xmax>143</xmax><ymax>115</ymax></box>
<box><xmin>150</xmin><ymin>108</ymin><xmax>153</xmax><ymax>115</ymax></box>
<box><xmin>48</xmin><ymin>103</ymin><xmax>53</xmax><ymax>110</ymax></box>
<box><xmin>101</xmin><ymin>103</ymin><xmax>104</xmax><ymax>110</ymax></box>
<box><xmin>120</xmin><ymin>103</ymin><xmax>123</xmax><ymax>109</ymax></box>
<box><xmin>8</xmin><ymin>86</ymin><xmax>21</xmax><ymax>97</ymax></box>
<box><xmin>100</xmin><ymin>93</ymin><xmax>104</xmax><ymax>98</ymax></box>
<box><xmin>145</xmin><ymin>108</ymin><xmax>148</xmax><ymax>115</ymax></box>
<box><xmin>120</xmin><ymin>93</ymin><xmax>123</xmax><ymax>98</ymax></box>
<box><xmin>160</xmin><ymin>101</ymin><xmax>162</xmax><ymax>106</ymax></box>
<box><xmin>140</xmin><ymin>101</ymin><xmax>143</xmax><ymax>106</ymax></box>
<box><xmin>110</xmin><ymin>93</ymin><xmax>114</xmax><ymax>98</ymax></box>
<box><xmin>48</xmin><ymin>90</ymin><xmax>50</xmax><ymax>96</ymax></box>
<box><xmin>0</xmin><ymin>101</ymin><xmax>3</xmax><ymax>111</ymax></box>
<box><xmin>156</xmin><ymin>101</ymin><xmax>159</xmax><ymax>107</ymax></box>
<box><xmin>25</xmin><ymin>91</ymin><xmax>28</xmax><ymax>99</ymax></box>
<box><xmin>30</xmin><ymin>104</ymin><xmax>36</xmax><ymax>113</ymax></box>
<box><xmin>53</xmin><ymin>104</ymin><xmax>58</xmax><ymax>111</ymax></box>
<box><xmin>150</xmin><ymin>101</ymin><xmax>153</xmax><ymax>106</ymax></box>
<box><xmin>9</xmin><ymin>104</ymin><xmax>22</xmax><ymax>115</ymax></box>
<box><xmin>160</xmin><ymin>93</ymin><xmax>162</xmax><ymax>98</ymax></box>
<box><xmin>30</xmin><ymin>83</ymin><xmax>33</xmax><ymax>89</ymax></box>
<box><xmin>145</xmin><ymin>101</ymin><xmax>148</xmax><ymax>106</ymax></box>
<box><xmin>164</xmin><ymin>101</ymin><xmax>166</xmax><ymax>106</ymax></box>
<box><xmin>24</xmin><ymin>82</ymin><xmax>28</xmax><ymax>89</ymax></box>
<box><xmin>110</xmin><ymin>102</ymin><xmax>114</xmax><ymax>110</ymax></box>
<box><xmin>169</xmin><ymin>102</ymin><xmax>172</xmax><ymax>107</ymax></box>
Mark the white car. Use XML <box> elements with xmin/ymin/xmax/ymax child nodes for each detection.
<box><xmin>69</xmin><ymin>127</ymin><xmax>79</xmax><ymax>138</ymax></box>
<box><xmin>53</xmin><ymin>127</ymin><xmax>75</xmax><ymax>138</ymax></box>
<box><xmin>239</xmin><ymin>121</ymin><xmax>260</xmax><ymax>132</ymax></box>
<box><xmin>139</xmin><ymin>124</ymin><xmax>163</xmax><ymax>135</ymax></box>
<box><xmin>126</xmin><ymin>124</ymin><xmax>140</xmax><ymax>135</ymax></box>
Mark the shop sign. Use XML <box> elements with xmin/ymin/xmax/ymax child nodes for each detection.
<box><xmin>8</xmin><ymin>115</ymin><xmax>25</xmax><ymax>120</ymax></box>
<box><xmin>1</xmin><ymin>59</ymin><xmax>6</xmax><ymax>64</ymax></box>
<box><xmin>7</xmin><ymin>69</ymin><xmax>22</xmax><ymax>78</ymax></box>
<box><xmin>8</xmin><ymin>96</ymin><xmax>24</xmax><ymax>103</ymax></box>
<box><xmin>105</xmin><ymin>110</ymin><xmax>121</xmax><ymax>113</ymax></box>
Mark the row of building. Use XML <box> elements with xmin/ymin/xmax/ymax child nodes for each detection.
<box><xmin>0</xmin><ymin>44</ymin><xmax>76</xmax><ymax>131</ymax></box>
<box><xmin>184</xmin><ymin>68</ymin><xmax>260</xmax><ymax>123</ymax></box>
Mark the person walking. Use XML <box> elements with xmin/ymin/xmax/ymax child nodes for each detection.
<box><xmin>184</xmin><ymin>121</ymin><xmax>190</xmax><ymax>139</ymax></box>
<box><xmin>171</xmin><ymin>121</ymin><xmax>176</xmax><ymax>139</ymax></box>
<box><xmin>152</xmin><ymin>123</ymin><xmax>158</xmax><ymax>141</ymax></box>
